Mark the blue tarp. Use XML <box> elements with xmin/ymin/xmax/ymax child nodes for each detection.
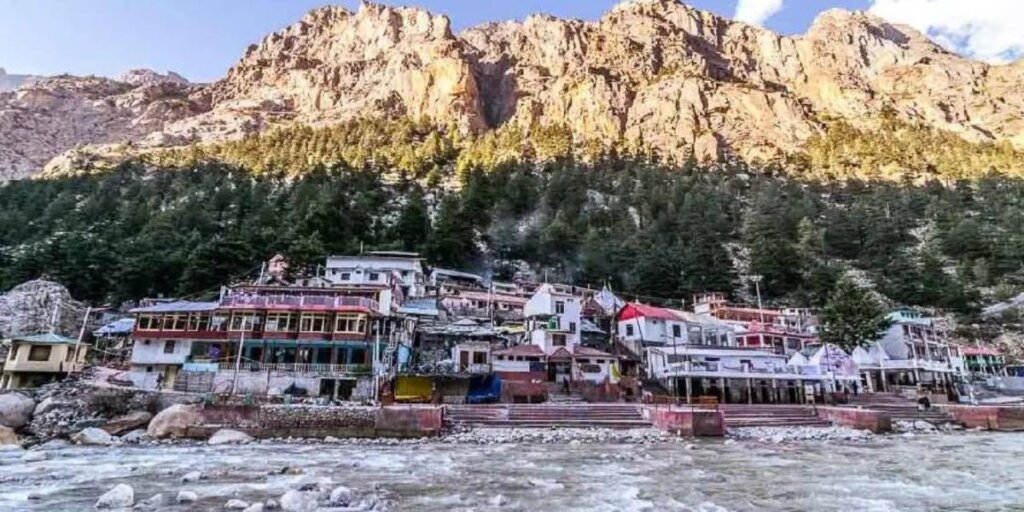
<box><xmin>466</xmin><ymin>375</ymin><xmax>501</xmax><ymax>404</ymax></box>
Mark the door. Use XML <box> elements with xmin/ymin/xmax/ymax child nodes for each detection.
<box><xmin>459</xmin><ymin>351</ymin><xmax>470</xmax><ymax>372</ymax></box>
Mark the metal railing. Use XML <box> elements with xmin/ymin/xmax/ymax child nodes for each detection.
<box><xmin>220</xmin><ymin>294</ymin><xmax>379</xmax><ymax>311</ymax></box>
<box><xmin>215</xmin><ymin>362</ymin><xmax>370</xmax><ymax>375</ymax></box>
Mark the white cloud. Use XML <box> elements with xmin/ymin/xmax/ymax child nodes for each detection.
<box><xmin>734</xmin><ymin>0</ymin><xmax>784</xmax><ymax>26</ymax></box>
<box><xmin>869</xmin><ymin>0</ymin><xmax>1024</xmax><ymax>63</ymax></box>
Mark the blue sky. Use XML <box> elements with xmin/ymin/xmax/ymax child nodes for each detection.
<box><xmin>9</xmin><ymin>0</ymin><xmax>1014</xmax><ymax>83</ymax></box>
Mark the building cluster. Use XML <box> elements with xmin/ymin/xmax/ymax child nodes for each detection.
<box><xmin>1</xmin><ymin>251</ymin><xmax>1015</xmax><ymax>401</ymax></box>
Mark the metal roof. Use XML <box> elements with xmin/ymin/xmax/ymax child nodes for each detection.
<box><xmin>129</xmin><ymin>301</ymin><xmax>220</xmax><ymax>314</ymax></box>
<box><xmin>93</xmin><ymin>318</ymin><xmax>135</xmax><ymax>335</ymax></box>
<box><xmin>10</xmin><ymin>333</ymin><xmax>80</xmax><ymax>345</ymax></box>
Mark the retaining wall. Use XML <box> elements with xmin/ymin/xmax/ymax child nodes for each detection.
<box><xmin>939</xmin><ymin>405</ymin><xmax>1024</xmax><ymax>431</ymax></box>
<box><xmin>192</xmin><ymin>403</ymin><xmax>440</xmax><ymax>439</ymax></box>
<box><xmin>816</xmin><ymin>406</ymin><xmax>891</xmax><ymax>433</ymax></box>
<box><xmin>645</xmin><ymin>406</ymin><xmax>725</xmax><ymax>437</ymax></box>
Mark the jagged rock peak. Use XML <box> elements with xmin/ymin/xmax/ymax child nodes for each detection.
<box><xmin>119</xmin><ymin>69</ymin><xmax>190</xmax><ymax>87</ymax></box>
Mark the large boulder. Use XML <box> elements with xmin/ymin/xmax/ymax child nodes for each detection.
<box><xmin>146</xmin><ymin>404</ymin><xmax>202</xmax><ymax>439</ymax></box>
<box><xmin>279</xmin><ymin>490</ymin><xmax>319</xmax><ymax>512</ymax></box>
<box><xmin>0</xmin><ymin>392</ymin><xmax>35</xmax><ymax>429</ymax></box>
<box><xmin>208</xmin><ymin>429</ymin><xmax>253</xmax><ymax>446</ymax></box>
<box><xmin>71</xmin><ymin>427</ymin><xmax>114</xmax><ymax>446</ymax></box>
<box><xmin>95</xmin><ymin>484</ymin><xmax>134</xmax><ymax>509</ymax></box>
<box><xmin>102</xmin><ymin>410</ymin><xmax>153</xmax><ymax>435</ymax></box>
<box><xmin>33</xmin><ymin>397</ymin><xmax>71</xmax><ymax>416</ymax></box>
<box><xmin>0</xmin><ymin>425</ymin><xmax>18</xmax><ymax>446</ymax></box>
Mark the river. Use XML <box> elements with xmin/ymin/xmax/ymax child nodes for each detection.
<box><xmin>2</xmin><ymin>432</ymin><xmax>1022</xmax><ymax>511</ymax></box>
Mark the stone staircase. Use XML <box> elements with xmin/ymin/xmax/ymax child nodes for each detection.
<box><xmin>445</xmin><ymin>404</ymin><xmax>650</xmax><ymax>429</ymax></box>
<box><xmin>721</xmin><ymin>404</ymin><xmax>832</xmax><ymax>428</ymax></box>
<box><xmin>845</xmin><ymin>393</ymin><xmax>960</xmax><ymax>427</ymax></box>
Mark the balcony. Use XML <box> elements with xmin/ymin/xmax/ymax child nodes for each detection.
<box><xmin>220</xmin><ymin>294</ymin><xmax>379</xmax><ymax>312</ymax></box>
<box><xmin>203</xmin><ymin>362</ymin><xmax>371</xmax><ymax>375</ymax></box>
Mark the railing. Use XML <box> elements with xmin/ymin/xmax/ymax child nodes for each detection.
<box><xmin>220</xmin><ymin>294</ymin><xmax>379</xmax><ymax>311</ymax></box>
<box><xmin>213</xmin><ymin>362</ymin><xmax>370</xmax><ymax>375</ymax></box>
<box><xmin>455</xmin><ymin>363</ymin><xmax>492</xmax><ymax>374</ymax></box>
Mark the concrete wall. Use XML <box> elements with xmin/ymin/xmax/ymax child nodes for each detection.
<box><xmin>130</xmin><ymin>338</ymin><xmax>191</xmax><ymax>365</ymax></box>
<box><xmin>645</xmin><ymin>406</ymin><xmax>724</xmax><ymax>437</ymax></box>
<box><xmin>816</xmin><ymin>406</ymin><xmax>892</xmax><ymax>433</ymax></box>
<box><xmin>192</xmin><ymin>403</ymin><xmax>440</xmax><ymax>438</ymax></box>
<box><xmin>939</xmin><ymin>405</ymin><xmax>1024</xmax><ymax>431</ymax></box>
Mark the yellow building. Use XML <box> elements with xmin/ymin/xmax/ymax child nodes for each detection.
<box><xmin>0</xmin><ymin>333</ymin><xmax>89</xmax><ymax>390</ymax></box>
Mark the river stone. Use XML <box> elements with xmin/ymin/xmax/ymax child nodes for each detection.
<box><xmin>33</xmin><ymin>397</ymin><xmax>70</xmax><ymax>416</ymax></box>
<box><xmin>328</xmin><ymin>486</ymin><xmax>352</xmax><ymax>506</ymax></box>
<box><xmin>279</xmin><ymin>490</ymin><xmax>319</xmax><ymax>512</ymax></box>
<box><xmin>21</xmin><ymin>450</ymin><xmax>46</xmax><ymax>462</ymax></box>
<box><xmin>177</xmin><ymin>490</ymin><xmax>199</xmax><ymax>504</ymax></box>
<box><xmin>96</xmin><ymin>483</ymin><xmax>134</xmax><ymax>509</ymax></box>
<box><xmin>138</xmin><ymin>493</ymin><xmax>165</xmax><ymax>509</ymax></box>
<box><xmin>243</xmin><ymin>504</ymin><xmax>264</xmax><ymax>512</ymax></box>
<box><xmin>71</xmin><ymin>427</ymin><xmax>114</xmax><ymax>446</ymax></box>
<box><xmin>0</xmin><ymin>392</ymin><xmax>35</xmax><ymax>429</ymax></box>
<box><xmin>208</xmin><ymin>428</ymin><xmax>254</xmax><ymax>445</ymax></box>
<box><xmin>102</xmin><ymin>410</ymin><xmax>153</xmax><ymax>435</ymax></box>
<box><xmin>147</xmin><ymin>404</ymin><xmax>202</xmax><ymax>439</ymax></box>
<box><xmin>226</xmin><ymin>499</ymin><xmax>250</xmax><ymax>509</ymax></box>
<box><xmin>914</xmin><ymin>420</ymin><xmax>936</xmax><ymax>431</ymax></box>
<box><xmin>0</xmin><ymin>425</ymin><xmax>18</xmax><ymax>445</ymax></box>
<box><xmin>181</xmin><ymin>470</ymin><xmax>204</xmax><ymax>483</ymax></box>
<box><xmin>120</xmin><ymin>429</ymin><xmax>148</xmax><ymax>443</ymax></box>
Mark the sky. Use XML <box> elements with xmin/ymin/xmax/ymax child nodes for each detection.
<box><xmin>0</xmin><ymin>0</ymin><xmax>1020</xmax><ymax>83</ymax></box>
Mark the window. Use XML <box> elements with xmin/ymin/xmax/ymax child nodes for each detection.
<box><xmin>210</xmin><ymin>314</ymin><xmax>229</xmax><ymax>331</ymax></box>
<box><xmin>8</xmin><ymin>345</ymin><xmax>18</xmax><ymax>361</ymax></box>
<box><xmin>169</xmin><ymin>314</ymin><xmax>188</xmax><ymax>331</ymax></box>
<box><xmin>473</xmin><ymin>352</ymin><xmax>487</xmax><ymax>364</ymax></box>
<box><xmin>229</xmin><ymin>312</ymin><xmax>258</xmax><ymax>331</ymax></box>
<box><xmin>555</xmin><ymin>301</ymin><xmax>565</xmax><ymax>314</ymax></box>
<box><xmin>569</xmin><ymin>322</ymin><xmax>576</xmax><ymax>333</ymax></box>
<box><xmin>369</xmin><ymin>272</ymin><xmax>380</xmax><ymax>281</ymax></box>
<box><xmin>188</xmin><ymin>313</ymin><xmax>211</xmax><ymax>331</ymax></box>
<box><xmin>300</xmin><ymin>313</ymin><xmax>329</xmax><ymax>333</ymax></box>
<box><xmin>265</xmin><ymin>313</ymin><xmax>297</xmax><ymax>332</ymax></box>
<box><xmin>28</xmin><ymin>345</ymin><xmax>52</xmax><ymax>362</ymax></box>
<box><xmin>552</xmin><ymin>334</ymin><xmax>567</xmax><ymax>346</ymax></box>
<box><xmin>163</xmin><ymin>340</ymin><xmax>176</xmax><ymax>354</ymax></box>
<box><xmin>334</xmin><ymin>314</ymin><xmax>366</xmax><ymax>334</ymax></box>
<box><xmin>340</xmin><ymin>272</ymin><xmax>351</xmax><ymax>281</ymax></box>
<box><xmin>137</xmin><ymin>315</ymin><xmax>162</xmax><ymax>331</ymax></box>
<box><xmin>626</xmin><ymin>324</ymin><xmax>635</xmax><ymax>336</ymax></box>
<box><xmin>672</xmin><ymin>325</ymin><xmax>681</xmax><ymax>338</ymax></box>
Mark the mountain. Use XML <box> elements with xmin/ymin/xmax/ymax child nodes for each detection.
<box><xmin>4</xmin><ymin>0</ymin><xmax>1024</xmax><ymax>181</ymax></box>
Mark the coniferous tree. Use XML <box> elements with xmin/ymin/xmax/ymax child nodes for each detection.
<box><xmin>820</xmin><ymin>276</ymin><xmax>892</xmax><ymax>353</ymax></box>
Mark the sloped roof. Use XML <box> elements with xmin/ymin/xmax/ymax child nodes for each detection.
<box><xmin>93</xmin><ymin>318</ymin><xmax>135</xmax><ymax>335</ymax></box>
<box><xmin>572</xmin><ymin>345</ymin><xmax>616</xmax><ymax>359</ymax></box>
<box><xmin>11</xmin><ymin>333</ymin><xmax>79</xmax><ymax>345</ymax></box>
<box><xmin>580</xmin><ymin>318</ymin><xmax>605</xmax><ymax>334</ymax></box>
<box><xmin>493</xmin><ymin>344</ymin><xmax>546</xmax><ymax>357</ymax></box>
<box><xmin>130</xmin><ymin>301</ymin><xmax>219</xmax><ymax>314</ymax></box>
<box><xmin>961</xmin><ymin>346</ymin><xmax>1001</xmax><ymax>357</ymax></box>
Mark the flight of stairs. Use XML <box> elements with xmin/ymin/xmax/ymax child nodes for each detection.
<box><xmin>721</xmin><ymin>404</ymin><xmax>832</xmax><ymax>428</ymax></box>
<box><xmin>445</xmin><ymin>404</ymin><xmax>650</xmax><ymax>429</ymax></box>
<box><xmin>845</xmin><ymin>393</ymin><xmax>961</xmax><ymax>427</ymax></box>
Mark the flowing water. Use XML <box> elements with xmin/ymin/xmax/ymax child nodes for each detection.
<box><xmin>2</xmin><ymin>433</ymin><xmax>1023</xmax><ymax>511</ymax></box>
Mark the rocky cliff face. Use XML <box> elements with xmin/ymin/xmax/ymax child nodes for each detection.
<box><xmin>3</xmin><ymin>0</ymin><xmax>1024</xmax><ymax>180</ymax></box>
<box><xmin>0</xmin><ymin>68</ymin><xmax>41</xmax><ymax>93</ymax></box>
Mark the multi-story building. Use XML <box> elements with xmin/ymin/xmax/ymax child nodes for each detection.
<box><xmin>1</xmin><ymin>333</ymin><xmax>89</xmax><ymax>390</ymax></box>
<box><xmin>440</xmin><ymin>290</ymin><xmax>527</xmax><ymax>322</ymax></box>
<box><xmin>324</xmin><ymin>251</ymin><xmax>426</xmax><ymax>298</ymax></box>
<box><xmin>692</xmin><ymin>293</ymin><xmax>819</xmax><ymax>356</ymax></box>
<box><xmin>126</xmin><ymin>285</ymin><xmax>400</xmax><ymax>399</ymax></box>
<box><xmin>853</xmin><ymin>308</ymin><xmax>957</xmax><ymax>392</ymax></box>
<box><xmin>493</xmin><ymin>284</ymin><xmax>618</xmax><ymax>384</ymax></box>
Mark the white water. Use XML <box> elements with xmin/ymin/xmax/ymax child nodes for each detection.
<box><xmin>2</xmin><ymin>432</ymin><xmax>1023</xmax><ymax>511</ymax></box>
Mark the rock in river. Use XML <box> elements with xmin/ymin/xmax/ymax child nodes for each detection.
<box><xmin>71</xmin><ymin>427</ymin><xmax>114</xmax><ymax>446</ymax></box>
<box><xmin>95</xmin><ymin>484</ymin><xmax>134</xmax><ymax>509</ymax></box>
<box><xmin>102</xmin><ymin>410</ymin><xmax>153</xmax><ymax>435</ymax></box>
<box><xmin>147</xmin><ymin>404</ymin><xmax>202</xmax><ymax>439</ymax></box>
<box><xmin>208</xmin><ymin>428</ymin><xmax>254</xmax><ymax>445</ymax></box>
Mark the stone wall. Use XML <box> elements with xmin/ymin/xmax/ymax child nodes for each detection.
<box><xmin>500</xmin><ymin>380</ymin><xmax>547</xmax><ymax>403</ymax></box>
<box><xmin>374</xmin><ymin>406</ymin><xmax>443</xmax><ymax>437</ymax></box>
<box><xmin>191</xmin><ymin>403</ymin><xmax>441</xmax><ymax>438</ymax></box>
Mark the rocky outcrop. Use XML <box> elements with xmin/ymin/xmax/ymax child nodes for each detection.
<box><xmin>4</xmin><ymin>1</ymin><xmax>1024</xmax><ymax>178</ymax></box>
<box><xmin>0</xmin><ymin>280</ymin><xmax>83</xmax><ymax>336</ymax></box>
<box><xmin>0</xmin><ymin>393</ymin><xmax>35</xmax><ymax>429</ymax></box>
<box><xmin>0</xmin><ymin>68</ymin><xmax>41</xmax><ymax>93</ymax></box>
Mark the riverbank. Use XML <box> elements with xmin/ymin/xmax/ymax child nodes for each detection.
<box><xmin>3</xmin><ymin>431</ymin><xmax>1024</xmax><ymax>511</ymax></box>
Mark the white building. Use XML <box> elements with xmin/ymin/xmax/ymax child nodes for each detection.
<box><xmin>324</xmin><ymin>251</ymin><xmax>426</xmax><ymax>297</ymax></box>
<box><xmin>617</xmin><ymin>303</ymin><xmax>733</xmax><ymax>347</ymax></box>
<box><xmin>852</xmin><ymin>308</ymin><xmax>958</xmax><ymax>392</ymax></box>
<box><xmin>787</xmin><ymin>344</ymin><xmax>860</xmax><ymax>392</ymax></box>
<box><xmin>493</xmin><ymin>284</ymin><xmax>617</xmax><ymax>385</ymax></box>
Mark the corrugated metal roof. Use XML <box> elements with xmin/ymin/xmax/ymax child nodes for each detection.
<box><xmin>93</xmin><ymin>318</ymin><xmax>135</xmax><ymax>335</ymax></box>
<box><xmin>11</xmin><ymin>333</ymin><xmax>79</xmax><ymax>345</ymax></box>
<box><xmin>129</xmin><ymin>301</ymin><xmax>220</xmax><ymax>313</ymax></box>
